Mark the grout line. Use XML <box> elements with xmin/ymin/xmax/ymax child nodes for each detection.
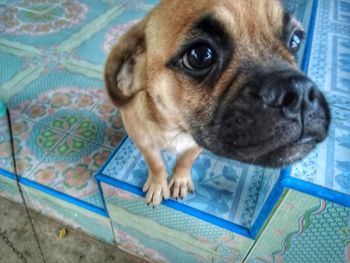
<box><xmin>22</xmin><ymin>133</ymin><xmax>69</xmax><ymax>179</ymax></box>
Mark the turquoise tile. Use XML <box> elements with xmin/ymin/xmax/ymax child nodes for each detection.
<box><xmin>74</xmin><ymin>5</ymin><xmax>149</xmax><ymax>67</ymax></box>
<box><xmin>6</xmin><ymin>70</ymin><xmax>104</xmax><ymax>126</ymax></box>
<box><xmin>70</xmin><ymin>98</ymin><xmax>125</xmax><ymax>149</ymax></box>
<box><xmin>27</xmin><ymin>134</ymin><xmax>112</xmax><ymax>208</ymax></box>
<box><xmin>0</xmin><ymin>52</ymin><xmax>25</xmax><ymax>85</ymax></box>
<box><xmin>10</xmin><ymin>114</ymin><xmax>66</xmax><ymax>177</ymax></box>
<box><xmin>102</xmin><ymin>138</ymin><xmax>281</xmax><ymax>227</ymax></box>
<box><xmin>0</xmin><ymin>1</ymin><xmax>127</xmax><ymax>48</ymax></box>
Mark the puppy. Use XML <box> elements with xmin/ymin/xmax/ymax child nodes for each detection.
<box><xmin>104</xmin><ymin>0</ymin><xmax>330</xmax><ymax>206</ymax></box>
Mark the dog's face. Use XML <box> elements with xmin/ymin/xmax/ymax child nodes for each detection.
<box><xmin>105</xmin><ymin>0</ymin><xmax>330</xmax><ymax>167</ymax></box>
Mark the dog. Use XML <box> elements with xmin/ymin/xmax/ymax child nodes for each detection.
<box><xmin>104</xmin><ymin>0</ymin><xmax>330</xmax><ymax>206</ymax></box>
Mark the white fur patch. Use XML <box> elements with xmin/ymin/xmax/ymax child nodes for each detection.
<box><xmin>165</xmin><ymin>130</ymin><xmax>196</xmax><ymax>155</ymax></box>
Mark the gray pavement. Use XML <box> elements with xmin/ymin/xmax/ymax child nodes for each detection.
<box><xmin>0</xmin><ymin>197</ymin><xmax>147</xmax><ymax>263</ymax></box>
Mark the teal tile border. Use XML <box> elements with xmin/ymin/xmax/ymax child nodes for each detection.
<box><xmin>0</xmin><ymin>167</ymin><xmax>108</xmax><ymax>217</ymax></box>
<box><xmin>97</xmin><ymin>145</ymin><xmax>287</xmax><ymax>240</ymax></box>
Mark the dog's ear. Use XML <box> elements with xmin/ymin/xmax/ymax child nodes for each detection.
<box><xmin>104</xmin><ymin>20</ymin><xmax>146</xmax><ymax>107</ymax></box>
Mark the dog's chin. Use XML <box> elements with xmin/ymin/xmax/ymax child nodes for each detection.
<box><xmin>245</xmin><ymin>140</ymin><xmax>317</xmax><ymax>168</ymax></box>
<box><xmin>200</xmin><ymin>137</ymin><xmax>318</xmax><ymax>168</ymax></box>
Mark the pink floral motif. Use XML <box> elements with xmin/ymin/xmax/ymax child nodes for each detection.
<box><xmin>109</xmin><ymin>115</ymin><xmax>123</xmax><ymax>129</ymax></box>
<box><xmin>16</xmin><ymin>157</ymin><xmax>33</xmax><ymax>175</ymax></box>
<box><xmin>275</xmin><ymin>228</ymin><xmax>285</xmax><ymax>237</ymax></box>
<box><xmin>0</xmin><ymin>1</ymin><xmax>88</xmax><ymax>35</ymax></box>
<box><xmin>107</xmin><ymin>129</ymin><xmax>124</xmax><ymax>147</ymax></box>
<box><xmin>77</xmin><ymin>94</ymin><xmax>94</xmax><ymax>107</ymax></box>
<box><xmin>116</xmin><ymin>229</ymin><xmax>168</xmax><ymax>263</ymax></box>
<box><xmin>28</xmin><ymin>105</ymin><xmax>46</xmax><ymax>118</ymax></box>
<box><xmin>0</xmin><ymin>142</ymin><xmax>11</xmax><ymax>158</ymax></box>
<box><xmin>98</xmin><ymin>101</ymin><xmax>115</xmax><ymax>114</ymax></box>
<box><xmin>93</xmin><ymin>150</ymin><xmax>111</xmax><ymax>167</ymax></box>
<box><xmin>103</xmin><ymin>20</ymin><xmax>140</xmax><ymax>53</ymax></box>
<box><xmin>51</xmin><ymin>93</ymin><xmax>71</xmax><ymax>108</ymax></box>
<box><xmin>12</xmin><ymin>122</ymin><xmax>28</xmax><ymax>135</ymax></box>
<box><xmin>36</xmin><ymin>166</ymin><xmax>57</xmax><ymax>185</ymax></box>
<box><xmin>63</xmin><ymin>164</ymin><xmax>92</xmax><ymax>189</ymax></box>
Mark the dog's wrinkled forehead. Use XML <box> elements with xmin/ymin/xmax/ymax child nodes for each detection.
<box><xmin>146</xmin><ymin>0</ymin><xmax>293</xmax><ymax>62</ymax></box>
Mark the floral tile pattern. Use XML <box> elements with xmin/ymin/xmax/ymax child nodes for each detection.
<box><xmin>26</xmin><ymin>134</ymin><xmax>112</xmax><ymax>207</ymax></box>
<box><xmin>0</xmin><ymin>0</ymin><xmax>349</xmax><ymax>260</ymax></box>
<box><xmin>102</xmin><ymin>138</ymin><xmax>282</xmax><ymax>227</ymax></box>
<box><xmin>74</xmin><ymin>99</ymin><xmax>125</xmax><ymax>149</ymax></box>
<box><xmin>291</xmin><ymin>0</ymin><xmax>350</xmax><ymax>195</ymax></box>
<box><xmin>0</xmin><ymin>0</ymin><xmax>155</xmax><ymax>210</ymax></box>
<box><xmin>102</xmin><ymin>182</ymin><xmax>254</xmax><ymax>263</ymax></box>
<box><xmin>0</xmin><ymin>106</ymin><xmax>15</xmax><ymax>173</ymax></box>
<box><xmin>11</xmin><ymin>114</ymin><xmax>66</xmax><ymax>177</ymax></box>
<box><xmin>0</xmin><ymin>0</ymin><xmax>127</xmax><ymax>48</ymax></box>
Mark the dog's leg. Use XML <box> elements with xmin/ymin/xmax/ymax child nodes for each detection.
<box><xmin>170</xmin><ymin>147</ymin><xmax>203</xmax><ymax>199</ymax></box>
<box><xmin>140</xmin><ymin>146</ymin><xmax>170</xmax><ymax>206</ymax></box>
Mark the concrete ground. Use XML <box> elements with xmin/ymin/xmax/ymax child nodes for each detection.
<box><xmin>0</xmin><ymin>197</ymin><xmax>147</xmax><ymax>263</ymax></box>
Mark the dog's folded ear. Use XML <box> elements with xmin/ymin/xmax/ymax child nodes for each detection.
<box><xmin>104</xmin><ymin>20</ymin><xmax>146</xmax><ymax>107</ymax></box>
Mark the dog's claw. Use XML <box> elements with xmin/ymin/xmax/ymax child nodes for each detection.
<box><xmin>142</xmin><ymin>175</ymin><xmax>170</xmax><ymax>207</ymax></box>
<box><xmin>169</xmin><ymin>174</ymin><xmax>194</xmax><ymax>200</ymax></box>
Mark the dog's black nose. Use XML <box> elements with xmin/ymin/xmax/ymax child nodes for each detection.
<box><xmin>259</xmin><ymin>74</ymin><xmax>321</xmax><ymax>119</ymax></box>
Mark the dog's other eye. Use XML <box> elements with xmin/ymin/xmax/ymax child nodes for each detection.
<box><xmin>288</xmin><ymin>30</ymin><xmax>304</xmax><ymax>54</ymax></box>
<box><xmin>183</xmin><ymin>45</ymin><xmax>216</xmax><ymax>70</ymax></box>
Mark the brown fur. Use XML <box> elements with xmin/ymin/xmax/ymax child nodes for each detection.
<box><xmin>105</xmin><ymin>0</ymin><xmax>301</xmax><ymax>206</ymax></box>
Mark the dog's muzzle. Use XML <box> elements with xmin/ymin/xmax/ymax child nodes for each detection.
<box><xmin>194</xmin><ymin>69</ymin><xmax>331</xmax><ymax>167</ymax></box>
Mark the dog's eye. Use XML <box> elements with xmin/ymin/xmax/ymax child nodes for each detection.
<box><xmin>288</xmin><ymin>30</ymin><xmax>304</xmax><ymax>54</ymax></box>
<box><xmin>183</xmin><ymin>45</ymin><xmax>216</xmax><ymax>70</ymax></box>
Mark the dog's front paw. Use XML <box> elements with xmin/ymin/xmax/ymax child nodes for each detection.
<box><xmin>142</xmin><ymin>174</ymin><xmax>170</xmax><ymax>207</ymax></box>
<box><xmin>169</xmin><ymin>172</ymin><xmax>194</xmax><ymax>200</ymax></box>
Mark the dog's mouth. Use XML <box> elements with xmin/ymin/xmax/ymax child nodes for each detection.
<box><xmin>237</xmin><ymin>136</ymin><xmax>320</xmax><ymax>167</ymax></box>
<box><xmin>200</xmin><ymin>132</ymin><xmax>320</xmax><ymax>168</ymax></box>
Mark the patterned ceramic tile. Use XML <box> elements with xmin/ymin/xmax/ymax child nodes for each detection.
<box><xmin>0</xmin><ymin>0</ymin><xmax>131</xmax><ymax>212</ymax></box>
<box><xmin>0</xmin><ymin>113</ymin><xmax>15</xmax><ymax>173</ymax></box>
<box><xmin>0</xmin><ymin>51</ymin><xmax>25</xmax><ymax>84</ymax></box>
<box><xmin>6</xmin><ymin>69</ymin><xmax>103</xmax><ymax>110</ymax></box>
<box><xmin>71</xmin><ymin>98</ymin><xmax>125</xmax><ymax>149</ymax></box>
<box><xmin>333</xmin><ymin>0</ymin><xmax>350</xmax><ymax>23</ymax></box>
<box><xmin>73</xmin><ymin>3</ymin><xmax>146</xmax><ymax>69</ymax></box>
<box><xmin>291</xmin><ymin>0</ymin><xmax>350</xmax><ymax>195</ymax></box>
<box><xmin>10</xmin><ymin>114</ymin><xmax>66</xmax><ymax>177</ymax></box>
<box><xmin>0</xmin><ymin>175</ymin><xmax>21</xmax><ymax>204</ymax></box>
<box><xmin>27</xmin><ymin>134</ymin><xmax>111</xmax><ymax>207</ymax></box>
<box><xmin>280</xmin><ymin>202</ymin><xmax>349</xmax><ymax>263</ymax></box>
<box><xmin>247</xmin><ymin>191</ymin><xmax>350</xmax><ymax>263</ymax></box>
<box><xmin>102</xmin><ymin>182</ymin><xmax>253</xmax><ymax>263</ymax></box>
<box><xmin>0</xmin><ymin>0</ymin><xmax>127</xmax><ymax>48</ymax></box>
<box><xmin>102</xmin><ymin>138</ymin><xmax>281</xmax><ymax>227</ymax></box>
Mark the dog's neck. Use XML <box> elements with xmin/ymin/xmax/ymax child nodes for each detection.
<box><xmin>144</xmin><ymin>90</ymin><xmax>188</xmax><ymax>133</ymax></box>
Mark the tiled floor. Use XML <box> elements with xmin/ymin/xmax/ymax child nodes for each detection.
<box><xmin>1</xmin><ymin>0</ymin><xmax>349</xmax><ymax>227</ymax></box>
<box><xmin>0</xmin><ymin>0</ymin><xmax>157</xmax><ymax>208</ymax></box>
<box><xmin>291</xmin><ymin>0</ymin><xmax>350</xmax><ymax>194</ymax></box>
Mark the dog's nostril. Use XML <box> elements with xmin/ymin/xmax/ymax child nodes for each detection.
<box><xmin>308</xmin><ymin>88</ymin><xmax>317</xmax><ymax>103</ymax></box>
<box><xmin>282</xmin><ymin>91</ymin><xmax>299</xmax><ymax>108</ymax></box>
<box><xmin>235</xmin><ymin>118</ymin><xmax>243</xmax><ymax>125</ymax></box>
